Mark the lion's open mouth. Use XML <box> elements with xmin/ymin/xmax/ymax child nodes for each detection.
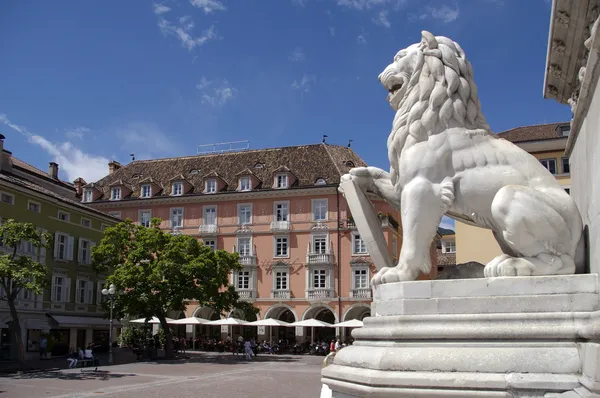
<box><xmin>389</xmin><ymin>83</ymin><xmax>403</xmax><ymax>95</ymax></box>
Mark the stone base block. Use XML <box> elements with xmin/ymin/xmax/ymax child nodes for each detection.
<box><xmin>321</xmin><ymin>275</ymin><xmax>600</xmax><ymax>397</ymax></box>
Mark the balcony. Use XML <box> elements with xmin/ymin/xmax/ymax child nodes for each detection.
<box><xmin>307</xmin><ymin>288</ymin><xmax>333</xmax><ymax>300</ymax></box>
<box><xmin>307</xmin><ymin>252</ymin><xmax>334</xmax><ymax>265</ymax></box>
<box><xmin>272</xmin><ymin>289</ymin><xmax>290</xmax><ymax>300</ymax></box>
<box><xmin>238</xmin><ymin>254</ymin><xmax>257</xmax><ymax>266</ymax></box>
<box><xmin>237</xmin><ymin>289</ymin><xmax>256</xmax><ymax>300</ymax></box>
<box><xmin>350</xmin><ymin>288</ymin><xmax>372</xmax><ymax>299</ymax></box>
<box><xmin>199</xmin><ymin>224</ymin><xmax>218</xmax><ymax>235</ymax></box>
<box><xmin>270</xmin><ymin>220</ymin><xmax>291</xmax><ymax>232</ymax></box>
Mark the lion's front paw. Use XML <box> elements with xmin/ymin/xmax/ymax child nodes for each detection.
<box><xmin>371</xmin><ymin>266</ymin><xmax>417</xmax><ymax>286</ymax></box>
<box><xmin>484</xmin><ymin>255</ymin><xmax>534</xmax><ymax>277</ymax></box>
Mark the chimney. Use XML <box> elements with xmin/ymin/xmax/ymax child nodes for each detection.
<box><xmin>48</xmin><ymin>162</ymin><xmax>59</xmax><ymax>179</ymax></box>
<box><xmin>73</xmin><ymin>177</ymin><xmax>87</xmax><ymax>197</ymax></box>
<box><xmin>108</xmin><ymin>160</ymin><xmax>122</xmax><ymax>175</ymax></box>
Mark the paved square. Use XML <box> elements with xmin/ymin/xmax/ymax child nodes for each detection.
<box><xmin>0</xmin><ymin>352</ymin><xmax>325</xmax><ymax>398</ymax></box>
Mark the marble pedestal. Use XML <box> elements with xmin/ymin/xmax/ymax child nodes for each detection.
<box><xmin>321</xmin><ymin>274</ymin><xmax>600</xmax><ymax>397</ymax></box>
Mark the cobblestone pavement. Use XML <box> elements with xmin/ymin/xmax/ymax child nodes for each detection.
<box><xmin>0</xmin><ymin>352</ymin><xmax>325</xmax><ymax>398</ymax></box>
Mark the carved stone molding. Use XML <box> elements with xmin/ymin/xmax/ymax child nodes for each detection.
<box><xmin>549</xmin><ymin>63</ymin><xmax>563</xmax><ymax>78</ymax></box>
<box><xmin>552</xmin><ymin>39</ymin><xmax>566</xmax><ymax>54</ymax></box>
<box><xmin>235</xmin><ymin>224</ymin><xmax>253</xmax><ymax>235</ymax></box>
<box><xmin>555</xmin><ymin>10</ymin><xmax>571</xmax><ymax>27</ymax></box>
<box><xmin>311</xmin><ymin>221</ymin><xmax>329</xmax><ymax>231</ymax></box>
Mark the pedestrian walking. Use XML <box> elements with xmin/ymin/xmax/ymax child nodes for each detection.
<box><xmin>244</xmin><ymin>340</ymin><xmax>253</xmax><ymax>361</ymax></box>
<box><xmin>39</xmin><ymin>336</ymin><xmax>47</xmax><ymax>359</ymax></box>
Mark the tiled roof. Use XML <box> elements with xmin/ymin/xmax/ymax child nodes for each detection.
<box><xmin>88</xmin><ymin>143</ymin><xmax>367</xmax><ymax>201</ymax></box>
<box><xmin>9</xmin><ymin>153</ymin><xmax>74</xmax><ymax>188</ymax></box>
<box><xmin>0</xmin><ymin>171</ymin><xmax>119</xmax><ymax>221</ymax></box>
<box><xmin>435</xmin><ymin>249</ymin><xmax>456</xmax><ymax>267</ymax></box>
<box><xmin>496</xmin><ymin>122</ymin><xmax>569</xmax><ymax>143</ymax></box>
<box><xmin>437</xmin><ymin>227</ymin><xmax>455</xmax><ymax>236</ymax></box>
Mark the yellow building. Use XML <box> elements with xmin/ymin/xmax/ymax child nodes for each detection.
<box><xmin>455</xmin><ymin>122</ymin><xmax>572</xmax><ymax>265</ymax></box>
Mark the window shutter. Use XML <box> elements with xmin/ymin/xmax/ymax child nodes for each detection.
<box><xmin>53</xmin><ymin>232</ymin><xmax>60</xmax><ymax>258</ymax></box>
<box><xmin>63</xmin><ymin>278</ymin><xmax>71</xmax><ymax>302</ymax></box>
<box><xmin>51</xmin><ymin>278</ymin><xmax>57</xmax><ymax>302</ymax></box>
<box><xmin>89</xmin><ymin>242</ymin><xmax>96</xmax><ymax>264</ymax></box>
<box><xmin>77</xmin><ymin>238</ymin><xmax>83</xmax><ymax>263</ymax></box>
<box><xmin>87</xmin><ymin>281</ymin><xmax>94</xmax><ymax>304</ymax></box>
<box><xmin>66</xmin><ymin>236</ymin><xmax>74</xmax><ymax>261</ymax></box>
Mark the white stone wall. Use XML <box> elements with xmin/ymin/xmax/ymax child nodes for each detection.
<box><xmin>571</xmin><ymin>76</ymin><xmax>600</xmax><ymax>273</ymax></box>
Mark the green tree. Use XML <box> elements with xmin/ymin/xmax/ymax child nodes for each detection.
<box><xmin>92</xmin><ymin>218</ymin><xmax>256</xmax><ymax>358</ymax></box>
<box><xmin>0</xmin><ymin>220</ymin><xmax>51</xmax><ymax>364</ymax></box>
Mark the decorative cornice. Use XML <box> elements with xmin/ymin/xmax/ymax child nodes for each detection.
<box><xmin>235</xmin><ymin>224</ymin><xmax>253</xmax><ymax>235</ymax></box>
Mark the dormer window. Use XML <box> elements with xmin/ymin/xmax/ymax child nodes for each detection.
<box><xmin>83</xmin><ymin>189</ymin><xmax>93</xmax><ymax>203</ymax></box>
<box><xmin>315</xmin><ymin>178</ymin><xmax>327</xmax><ymax>185</ymax></box>
<box><xmin>275</xmin><ymin>174</ymin><xmax>288</xmax><ymax>189</ymax></box>
<box><xmin>111</xmin><ymin>187</ymin><xmax>121</xmax><ymax>200</ymax></box>
<box><xmin>141</xmin><ymin>184</ymin><xmax>152</xmax><ymax>198</ymax></box>
<box><xmin>240</xmin><ymin>177</ymin><xmax>251</xmax><ymax>191</ymax></box>
<box><xmin>206</xmin><ymin>179</ymin><xmax>217</xmax><ymax>194</ymax></box>
<box><xmin>172</xmin><ymin>182</ymin><xmax>183</xmax><ymax>196</ymax></box>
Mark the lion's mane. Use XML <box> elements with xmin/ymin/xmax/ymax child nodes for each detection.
<box><xmin>387</xmin><ymin>35</ymin><xmax>491</xmax><ymax>184</ymax></box>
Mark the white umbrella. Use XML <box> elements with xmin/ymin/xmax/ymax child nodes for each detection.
<box><xmin>330</xmin><ymin>319</ymin><xmax>363</xmax><ymax>328</ymax></box>
<box><xmin>247</xmin><ymin>318</ymin><xmax>291</xmax><ymax>344</ymax></box>
<box><xmin>168</xmin><ymin>317</ymin><xmax>210</xmax><ymax>350</ymax></box>
<box><xmin>288</xmin><ymin>318</ymin><xmax>333</xmax><ymax>344</ymax></box>
<box><xmin>129</xmin><ymin>316</ymin><xmax>175</xmax><ymax>324</ymax></box>
<box><xmin>204</xmin><ymin>317</ymin><xmax>248</xmax><ymax>341</ymax></box>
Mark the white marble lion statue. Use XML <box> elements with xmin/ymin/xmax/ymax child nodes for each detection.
<box><xmin>342</xmin><ymin>31</ymin><xmax>585</xmax><ymax>285</ymax></box>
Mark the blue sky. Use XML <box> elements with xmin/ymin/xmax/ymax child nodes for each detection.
<box><xmin>0</xmin><ymin>0</ymin><xmax>568</xmax><ymax>231</ymax></box>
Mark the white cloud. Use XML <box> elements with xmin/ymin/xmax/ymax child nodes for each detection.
<box><xmin>292</xmin><ymin>0</ymin><xmax>308</xmax><ymax>6</ymax></box>
<box><xmin>329</xmin><ymin>26</ymin><xmax>336</xmax><ymax>36</ymax></box>
<box><xmin>64</xmin><ymin>127</ymin><xmax>90</xmax><ymax>140</ymax></box>
<box><xmin>190</xmin><ymin>0</ymin><xmax>227</xmax><ymax>14</ymax></box>
<box><xmin>415</xmin><ymin>4</ymin><xmax>460</xmax><ymax>23</ymax></box>
<box><xmin>157</xmin><ymin>15</ymin><xmax>218</xmax><ymax>51</ymax></box>
<box><xmin>357</xmin><ymin>34</ymin><xmax>367</xmax><ymax>44</ymax></box>
<box><xmin>373</xmin><ymin>10</ymin><xmax>391</xmax><ymax>27</ymax></box>
<box><xmin>335</xmin><ymin>0</ymin><xmax>389</xmax><ymax>10</ymax></box>
<box><xmin>439</xmin><ymin>216</ymin><xmax>455</xmax><ymax>231</ymax></box>
<box><xmin>153</xmin><ymin>3</ymin><xmax>171</xmax><ymax>15</ymax></box>
<box><xmin>0</xmin><ymin>114</ymin><xmax>110</xmax><ymax>182</ymax></box>
<box><xmin>291</xmin><ymin>74</ymin><xmax>316</xmax><ymax>92</ymax></box>
<box><xmin>289</xmin><ymin>47</ymin><xmax>306</xmax><ymax>61</ymax></box>
<box><xmin>197</xmin><ymin>79</ymin><xmax>237</xmax><ymax>106</ymax></box>
<box><xmin>116</xmin><ymin>122</ymin><xmax>178</xmax><ymax>160</ymax></box>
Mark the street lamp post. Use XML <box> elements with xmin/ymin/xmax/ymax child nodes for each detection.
<box><xmin>101</xmin><ymin>284</ymin><xmax>116</xmax><ymax>366</ymax></box>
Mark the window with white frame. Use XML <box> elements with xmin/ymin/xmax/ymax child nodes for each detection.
<box><xmin>54</xmin><ymin>233</ymin><xmax>74</xmax><ymax>261</ymax></box>
<box><xmin>352</xmin><ymin>233</ymin><xmax>368</xmax><ymax>255</ymax></box>
<box><xmin>141</xmin><ymin>184</ymin><xmax>152</xmax><ymax>198</ymax></box>
<box><xmin>238</xmin><ymin>204</ymin><xmax>252</xmax><ymax>225</ymax></box>
<box><xmin>275</xmin><ymin>174</ymin><xmax>288</xmax><ymax>188</ymax></box>
<box><xmin>83</xmin><ymin>189</ymin><xmax>93</xmax><ymax>203</ymax></box>
<box><xmin>0</xmin><ymin>192</ymin><xmax>14</xmax><ymax>205</ymax></box>
<box><xmin>312</xmin><ymin>234</ymin><xmax>327</xmax><ymax>254</ymax></box>
<box><xmin>239</xmin><ymin>176</ymin><xmax>251</xmax><ymax>191</ymax></box>
<box><xmin>111</xmin><ymin>187</ymin><xmax>121</xmax><ymax>200</ymax></box>
<box><xmin>172</xmin><ymin>182</ymin><xmax>183</xmax><ymax>196</ymax></box>
<box><xmin>562</xmin><ymin>157</ymin><xmax>570</xmax><ymax>174</ymax></box>
<box><xmin>52</xmin><ymin>274</ymin><xmax>70</xmax><ymax>302</ymax></box>
<box><xmin>28</xmin><ymin>201</ymin><xmax>41</xmax><ymax>213</ymax></box>
<box><xmin>139</xmin><ymin>210</ymin><xmax>152</xmax><ymax>227</ymax></box>
<box><xmin>540</xmin><ymin>158</ymin><xmax>557</xmax><ymax>175</ymax></box>
<box><xmin>274</xmin><ymin>236</ymin><xmax>289</xmax><ymax>257</ymax></box>
<box><xmin>237</xmin><ymin>271</ymin><xmax>250</xmax><ymax>289</ymax></box>
<box><xmin>353</xmin><ymin>268</ymin><xmax>369</xmax><ymax>289</ymax></box>
<box><xmin>443</xmin><ymin>240</ymin><xmax>456</xmax><ymax>253</ymax></box>
<box><xmin>203</xmin><ymin>206</ymin><xmax>217</xmax><ymax>225</ymax></box>
<box><xmin>205</xmin><ymin>179</ymin><xmax>217</xmax><ymax>194</ymax></box>
<box><xmin>78</xmin><ymin>238</ymin><xmax>93</xmax><ymax>264</ymax></box>
<box><xmin>170</xmin><ymin>208</ymin><xmax>184</xmax><ymax>228</ymax></box>
<box><xmin>312</xmin><ymin>199</ymin><xmax>328</xmax><ymax>221</ymax></box>
<box><xmin>274</xmin><ymin>202</ymin><xmax>289</xmax><ymax>221</ymax></box>
<box><xmin>76</xmin><ymin>279</ymin><xmax>94</xmax><ymax>304</ymax></box>
<box><xmin>81</xmin><ymin>218</ymin><xmax>91</xmax><ymax>228</ymax></box>
<box><xmin>57</xmin><ymin>211</ymin><xmax>70</xmax><ymax>222</ymax></box>
<box><xmin>97</xmin><ymin>281</ymin><xmax>107</xmax><ymax>305</ymax></box>
<box><xmin>312</xmin><ymin>269</ymin><xmax>327</xmax><ymax>288</ymax></box>
<box><xmin>275</xmin><ymin>270</ymin><xmax>288</xmax><ymax>290</ymax></box>
<box><xmin>203</xmin><ymin>239</ymin><xmax>216</xmax><ymax>251</ymax></box>
<box><xmin>237</xmin><ymin>237</ymin><xmax>252</xmax><ymax>256</ymax></box>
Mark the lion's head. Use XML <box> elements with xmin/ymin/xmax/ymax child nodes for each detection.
<box><xmin>380</xmin><ymin>31</ymin><xmax>490</xmax><ymax>184</ymax></box>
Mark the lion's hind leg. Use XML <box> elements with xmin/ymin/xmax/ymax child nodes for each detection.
<box><xmin>484</xmin><ymin>185</ymin><xmax>577</xmax><ymax>277</ymax></box>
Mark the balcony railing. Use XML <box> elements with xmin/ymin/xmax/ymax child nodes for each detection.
<box><xmin>307</xmin><ymin>252</ymin><xmax>334</xmax><ymax>265</ymax></box>
<box><xmin>270</xmin><ymin>220</ymin><xmax>291</xmax><ymax>232</ymax></box>
<box><xmin>350</xmin><ymin>288</ymin><xmax>371</xmax><ymax>298</ymax></box>
<box><xmin>199</xmin><ymin>224</ymin><xmax>218</xmax><ymax>235</ymax></box>
<box><xmin>272</xmin><ymin>289</ymin><xmax>290</xmax><ymax>300</ymax></box>
<box><xmin>237</xmin><ymin>289</ymin><xmax>256</xmax><ymax>300</ymax></box>
<box><xmin>307</xmin><ymin>288</ymin><xmax>333</xmax><ymax>300</ymax></box>
<box><xmin>238</xmin><ymin>254</ymin><xmax>257</xmax><ymax>266</ymax></box>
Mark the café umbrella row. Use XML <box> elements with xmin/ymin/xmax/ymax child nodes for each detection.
<box><xmin>128</xmin><ymin>316</ymin><xmax>364</xmax><ymax>347</ymax></box>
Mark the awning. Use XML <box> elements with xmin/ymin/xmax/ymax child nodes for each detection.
<box><xmin>25</xmin><ymin>318</ymin><xmax>52</xmax><ymax>330</ymax></box>
<box><xmin>48</xmin><ymin>315</ymin><xmax>122</xmax><ymax>328</ymax></box>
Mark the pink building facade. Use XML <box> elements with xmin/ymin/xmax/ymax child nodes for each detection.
<box><xmin>80</xmin><ymin>144</ymin><xmax>437</xmax><ymax>342</ymax></box>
